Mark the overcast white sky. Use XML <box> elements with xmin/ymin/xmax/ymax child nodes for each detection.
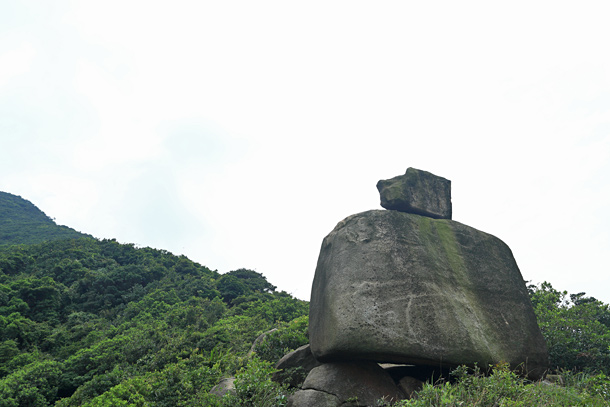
<box><xmin>2</xmin><ymin>1</ymin><xmax>609</xmax><ymax>303</ymax></box>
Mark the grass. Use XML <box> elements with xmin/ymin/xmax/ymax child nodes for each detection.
<box><xmin>380</xmin><ymin>364</ymin><xmax>610</xmax><ymax>407</ymax></box>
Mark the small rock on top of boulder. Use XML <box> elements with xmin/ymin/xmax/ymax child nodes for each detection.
<box><xmin>377</xmin><ymin>167</ymin><xmax>452</xmax><ymax>219</ymax></box>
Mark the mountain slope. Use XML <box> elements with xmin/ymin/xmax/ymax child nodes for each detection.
<box><xmin>0</xmin><ymin>237</ymin><xmax>309</xmax><ymax>405</ymax></box>
<box><xmin>0</xmin><ymin>191</ymin><xmax>90</xmax><ymax>245</ymax></box>
<box><xmin>0</xmin><ymin>191</ymin><xmax>309</xmax><ymax>405</ymax></box>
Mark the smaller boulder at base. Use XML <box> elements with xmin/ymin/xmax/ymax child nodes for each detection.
<box><xmin>301</xmin><ymin>361</ymin><xmax>405</xmax><ymax>406</ymax></box>
<box><xmin>287</xmin><ymin>389</ymin><xmax>340</xmax><ymax>407</ymax></box>
<box><xmin>376</xmin><ymin>167</ymin><xmax>452</xmax><ymax>219</ymax></box>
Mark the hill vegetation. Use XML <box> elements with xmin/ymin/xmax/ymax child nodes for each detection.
<box><xmin>0</xmin><ymin>192</ymin><xmax>90</xmax><ymax>246</ymax></box>
<box><xmin>0</xmin><ymin>192</ymin><xmax>608</xmax><ymax>405</ymax></box>
<box><xmin>0</xmin><ymin>238</ymin><xmax>308</xmax><ymax>406</ymax></box>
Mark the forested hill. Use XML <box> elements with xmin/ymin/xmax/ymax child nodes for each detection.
<box><xmin>0</xmin><ymin>238</ymin><xmax>310</xmax><ymax>405</ymax></box>
<box><xmin>0</xmin><ymin>191</ymin><xmax>90</xmax><ymax>245</ymax></box>
<box><xmin>0</xmin><ymin>192</ymin><xmax>310</xmax><ymax>405</ymax></box>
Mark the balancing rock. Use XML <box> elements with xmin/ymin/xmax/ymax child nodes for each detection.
<box><xmin>376</xmin><ymin>167</ymin><xmax>452</xmax><ymax>219</ymax></box>
<box><xmin>309</xmin><ymin>209</ymin><xmax>549</xmax><ymax>380</ymax></box>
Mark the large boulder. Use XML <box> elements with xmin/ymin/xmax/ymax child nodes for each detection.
<box><xmin>376</xmin><ymin>167</ymin><xmax>452</xmax><ymax>219</ymax></box>
<box><xmin>309</xmin><ymin>210</ymin><xmax>549</xmax><ymax>380</ymax></box>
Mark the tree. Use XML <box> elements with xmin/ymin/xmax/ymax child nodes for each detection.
<box><xmin>528</xmin><ymin>282</ymin><xmax>610</xmax><ymax>374</ymax></box>
<box><xmin>0</xmin><ymin>236</ymin><xmax>308</xmax><ymax>405</ymax></box>
<box><xmin>228</xmin><ymin>269</ymin><xmax>276</xmax><ymax>293</ymax></box>
<box><xmin>217</xmin><ymin>274</ymin><xmax>248</xmax><ymax>304</ymax></box>
<box><xmin>0</xmin><ymin>359</ymin><xmax>65</xmax><ymax>406</ymax></box>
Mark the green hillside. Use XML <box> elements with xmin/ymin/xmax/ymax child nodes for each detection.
<box><xmin>0</xmin><ymin>238</ymin><xmax>309</xmax><ymax>406</ymax></box>
<box><xmin>0</xmin><ymin>192</ymin><xmax>309</xmax><ymax>406</ymax></box>
<box><xmin>0</xmin><ymin>192</ymin><xmax>90</xmax><ymax>246</ymax></box>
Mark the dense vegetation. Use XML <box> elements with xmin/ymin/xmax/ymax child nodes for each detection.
<box><xmin>0</xmin><ymin>238</ymin><xmax>308</xmax><ymax>406</ymax></box>
<box><xmin>387</xmin><ymin>363</ymin><xmax>609</xmax><ymax>406</ymax></box>
<box><xmin>0</xmin><ymin>192</ymin><xmax>89</xmax><ymax>246</ymax></box>
<box><xmin>528</xmin><ymin>282</ymin><xmax>610</xmax><ymax>375</ymax></box>
<box><xmin>0</xmin><ymin>192</ymin><xmax>608</xmax><ymax>405</ymax></box>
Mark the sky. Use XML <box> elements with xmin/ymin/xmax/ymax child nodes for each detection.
<box><xmin>1</xmin><ymin>1</ymin><xmax>609</xmax><ymax>303</ymax></box>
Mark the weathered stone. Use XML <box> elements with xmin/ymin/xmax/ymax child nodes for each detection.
<box><xmin>301</xmin><ymin>361</ymin><xmax>405</xmax><ymax>406</ymax></box>
<box><xmin>247</xmin><ymin>328</ymin><xmax>278</xmax><ymax>357</ymax></box>
<box><xmin>309</xmin><ymin>210</ymin><xmax>549</xmax><ymax>380</ymax></box>
<box><xmin>287</xmin><ymin>389</ymin><xmax>341</xmax><ymax>407</ymax></box>
<box><xmin>209</xmin><ymin>377</ymin><xmax>235</xmax><ymax>397</ymax></box>
<box><xmin>273</xmin><ymin>344</ymin><xmax>322</xmax><ymax>388</ymax></box>
<box><xmin>397</xmin><ymin>376</ymin><xmax>424</xmax><ymax>399</ymax></box>
<box><xmin>377</xmin><ymin>167</ymin><xmax>452</xmax><ymax>219</ymax></box>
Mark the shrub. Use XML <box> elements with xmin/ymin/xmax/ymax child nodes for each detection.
<box><xmin>222</xmin><ymin>357</ymin><xmax>290</xmax><ymax>407</ymax></box>
<box><xmin>386</xmin><ymin>364</ymin><xmax>610</xmax><ymax>407</ymax></box>
<box><xmin>255</xmin><ymin>315</ymin><xmax>309</xmax><ymax>364</ymax></box>
<box><xmin>528</xmin><ymin>282</ymin><xmax>610</xmax><ymax>374</ymax></box>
